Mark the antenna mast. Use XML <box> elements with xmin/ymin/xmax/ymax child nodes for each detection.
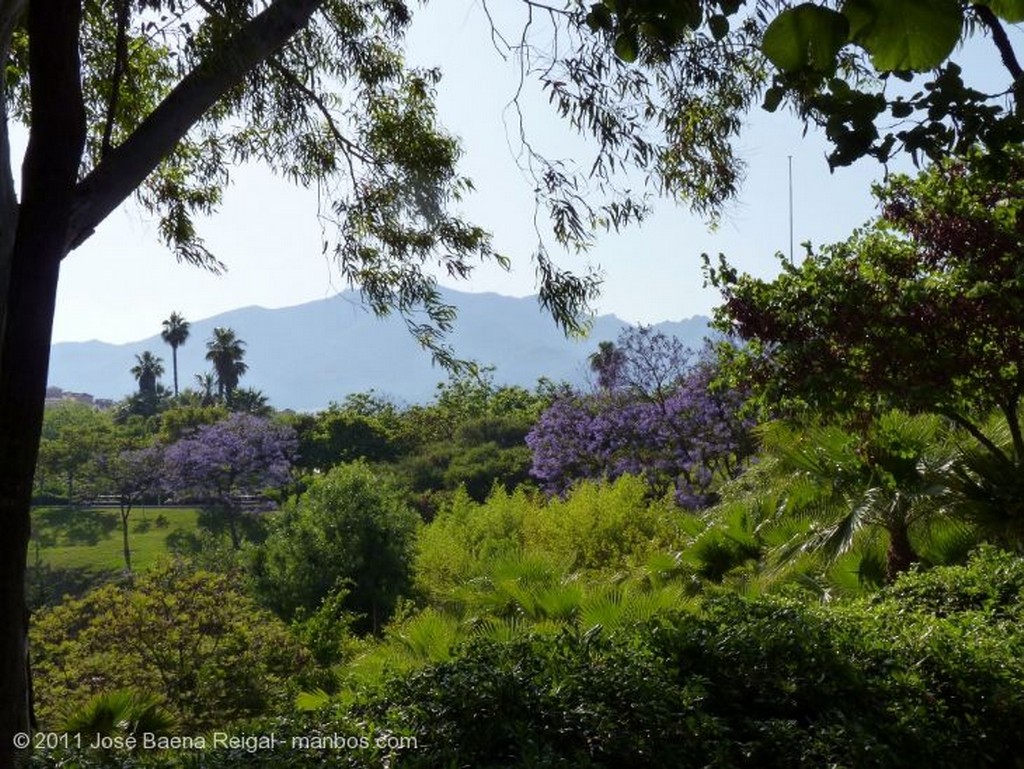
<box><xmin>788</xmin><ymin>155</ymin><xmax>794</xmax><ymax>264</ymax></box>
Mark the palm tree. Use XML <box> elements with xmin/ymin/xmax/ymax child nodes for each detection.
<box><xmin>762</xmin><ymin>411</ymin><xmax>954</xmax><ymax>583</ymax></box>
<box><xmin>194</xmin><ymin>372</ymin><xmax>217</xmax><ymax>407</ymax></box>
<box><xmin>160</xmin><ymin>312</ymin><xmax>190</xmax><ymax>397</ymax></box>
<box><xmin>204</xmin><ymin>327</ymin><xmax>248</xmax><ymax>402</ymax></box>
<box><xmin>229</xmin><ymin>387</ymin><xmax>271</xmax><ymax>416</ymax></box>
<box><xmin>130</xmin><ymin>351</ymin><xmax>165</xmax><ymax>395</ymax></box>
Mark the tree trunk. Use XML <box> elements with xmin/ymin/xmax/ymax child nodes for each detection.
<box><xmin>226</xmin><ymin>507</ymin><xmax>241</xmax><ymax>550</ymax></box>
<box><xmin>0</xmin><ymin>1</ymin><xmax>327</xmax><ymax>762</ymax></box>
<box><xmin>172</xmin><ymin>346</ymin><xmax>179</xmax><ymax>397</ymax></box>
<box><xmin>120</xmin><ymin>503</ymin><xmax>133</xmax><ymax>573</ymax></box>
<box><xmin>0</xmin><ymin>2</ymin><xmax>85</xmax><ymax>765</ymax></box>
<box><xmin>885</xmin><ymin>522</ymin><xmax>917</xmax><ymax>583</ymax></box>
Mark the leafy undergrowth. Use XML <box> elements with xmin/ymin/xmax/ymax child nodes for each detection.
<box><xmin>24</xmin><ymin>548</ymin><xmax>1024</xmax><ymax>769</ymax></box>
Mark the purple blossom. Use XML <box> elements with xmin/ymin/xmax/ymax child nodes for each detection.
<box><xmin>106</xmin><ymin>445</ymin><xmax>165</xmax><ymax>504</ymax></box>
<box><xmin>527</xmin><ymin>331</ymin><xmax>754</xmax><ymax>509</ymax></box>
<box><xmin>162</xmin><ymin>413</ymin><xmax>296</xmax><ymax>508</ymax></box>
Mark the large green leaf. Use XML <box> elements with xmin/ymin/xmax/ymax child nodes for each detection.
<box><xmin>843</xmin><ymin>0</ymin><xmax>963</xmax><ymax>72</ymax></box>
<box><xmin>614</xmin><ymin>31</ymin><xmax>639</xmax><ymax>63</ymax></box>
<box><xmin>978</xmin><ymin>0</ymin><xmax>1024</xmax><ymax>23</ymax></box>
<box><xmin>762</xmin><ymin>3</ymin><xmax>850</xmax><ymax>73</ymax></box>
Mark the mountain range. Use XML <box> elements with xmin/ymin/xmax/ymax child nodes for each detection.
<box><xmin>48</xmin><ymin>288</ymin><xmax>713</xmax><ymax>411</ymax></box>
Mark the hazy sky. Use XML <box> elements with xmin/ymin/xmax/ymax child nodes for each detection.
<box><xmin>46</xmin><ymin>2</ymin><xmax>1009</xmax><ymax>344</ymax></box>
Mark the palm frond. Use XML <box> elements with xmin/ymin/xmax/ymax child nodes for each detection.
<box><xmin>63</xmin><ymin>690</ymin><xmax>175</xmax><ymax>737</ymax></box>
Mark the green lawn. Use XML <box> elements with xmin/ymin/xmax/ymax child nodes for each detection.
<box><xmin>30</xmin><ymin>505</ymin><xmax>200</xmax><ymax>573</ymax></box>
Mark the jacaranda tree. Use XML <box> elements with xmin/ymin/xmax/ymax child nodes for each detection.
<box><xmin>94</xmin><ymin>444</ymin><xmax>164</xmax><ymax>573</ymax></box>
<box><xmin>162</xmin><ymin>413</ymin><xmax>297</xmax><ymax>549</ymax></box>
<box><xmin>527</xmin><ymin>328</ymin><xmax>754</xmax><ymax>507</ymax></box>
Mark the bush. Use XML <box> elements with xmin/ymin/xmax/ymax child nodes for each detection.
<box><xmin>251</xmin><ymin>461</ymin><xmax>420</xmax><ymax>633</ymax></box>
<box><xmin>524</xmin><ymin>475</ymin><xmax>682</xmax><ymax>573</ymax></box>
<box><xmin>363</xmin><ymin>553</ymin><xmax>1024</xmax><ymax>768</ymax></box>
<box><xmin>414</xmin><ymin>477</ymin><xmax>685</xmax><ymax>604</ymax></box>
<box><xmin>31</xmin><ymin>560</ymin><xmax>310</xmax><ymax>731</ymax></box>
<box><xmin>413</xmin><ymin>486</ymin><xmax>527</xmax><ymax>600</ymax></box>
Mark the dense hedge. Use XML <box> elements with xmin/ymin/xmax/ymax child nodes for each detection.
<box><xmin>361</xmin><ymin>554</ymin><xmax>1024</xmax><ymax>769</ymax></box>
<box><xmin>24</xmin><ymin>549</ymin><xmax>1024</xmax><ymax>768</ymax></box>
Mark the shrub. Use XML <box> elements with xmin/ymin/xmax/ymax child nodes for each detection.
<box><xmin>251</xmin><ymin>461</ymin><xmax>420</xmax><ymax>633</ymax></box>
<box><xmin>524</xmin><ymin>475</ymin><xmax>682</xmax><ymax>573</ymax></box>
<box><xmin>30</xmin><ymin>550</ymin><xmax>1024</xmax><ymax>768</ymax></box>
<box><xmin>30</xmin><ymin>560</ymin><xmax>310</xmax><ymax>731</ymax></box>
<box><xmin>363</xmin><ymin>554</ymin><xmax>1024</xmax><ymax>768</ymax></box>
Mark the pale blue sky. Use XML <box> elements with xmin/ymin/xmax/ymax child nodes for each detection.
<box><xmin>47</xmin><ymin>2</ymin><xmax>1011</xmax><ymax>344</ymax></box>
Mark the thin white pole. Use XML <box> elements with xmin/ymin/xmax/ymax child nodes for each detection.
<box><xmin>788</xmin><ymin>155</ymin><xmax>794</xmax><ymax>264</ymax></box>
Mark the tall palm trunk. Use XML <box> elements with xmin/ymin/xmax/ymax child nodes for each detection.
<box><xmin>171</xmin><ymin>345</ymin><xmax>179</xmax><ymax>397</ymax></box>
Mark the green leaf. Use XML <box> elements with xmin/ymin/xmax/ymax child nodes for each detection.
<box><xmin>763</xmin><ymin>85</ymin><xmax>785</xmax><ymax>112</ymax></box>
<box><xmin>890</xmin><ymin>100</ymin><xmax>913</xmax><ymax>119</ymax></box>
<box><xmin>762</xmin><ymin>4</ymin><xmax>850</xmax><ymax>74</ymax></box>
<box><xmin>842</xmin><ymin>0</ymin><xmax>963</xmax><ymax>72</ymax></box>
<box><xmin>681</xmin><ymin>0</ymin><xmax>704</xmax><ymax>30</ymax></box>
<box><xmin>709</xmin><ymin>14</ymin><xmax>730</xmax><ymax>41</ymax></box>
<box><xmin>614</xmin><ymin>32</ymin><xmax>639</xmax><ymax>63</ymax></box>
<box><xmin>586</xmin><ymin>4</ymin><xmax>613</xmax><ymax>32</ymax></box>
<box><xmin>977</xmin><ymin>0</ymin><xmax>1024</xmax><ymax>23</ymax></box>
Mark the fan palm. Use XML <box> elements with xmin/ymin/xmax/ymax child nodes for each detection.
<box><xmin>229</xmin><ymin>387</ymin><xmax>270</xmax><ymax>416</ymax></box>
<box><xmin>194</xmin><ymin>372</ymin><xmax>216</xmax><ymax>406</ymax></box>
<box><xmin>63</xmin><ymin>690</ymin><xmax>175</xmax><ymax>738</ymax></box>
<box><xmin>204</xmin><ymin>327</ymin><xmax>248</xmax><ymax>402</ymax></box>
<box><xmin>130</xmin><ymin>351</ymin><xmax>164</xmax><ymax>395</ymax></box>
<box><xmin>160</xmin><ymin>312</ymin><xmax>190</xmax><ymax>397</ymax></box>
<box><xmin>943</xmin><ymin>412</ymin><xmax>1024</xmax><ymax>550</ymax></box>
<box><xmin>756</xmin><ymin>411</ymin><xmax>960</xmax><ymax>583</ymax></box>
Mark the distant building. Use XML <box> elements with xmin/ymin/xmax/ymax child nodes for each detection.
<box><xmin>44</xmin><ymin>387</ymin><xmax>113</xmax><ymax>410</ymax></box>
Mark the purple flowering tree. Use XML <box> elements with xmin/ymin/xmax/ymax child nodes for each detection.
<box><xmin>527</xmin><ymin>329</ymin><xmax>754</xmax><ymax>508</ymax></box>
<box><xmin>95</xmin><ymin>445</ymin><xmax>164</xmax><ymax>572</ymax></box>
<box><xmin>162</xmin><ymin>414</ymin><xmax>297</xmax><ymax>548</ymax></box>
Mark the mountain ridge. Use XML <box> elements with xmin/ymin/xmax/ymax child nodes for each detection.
<box><xmin>49</xmin><ymin>288</ymin><xmax>713</xmax><ymax>411</ymax></box>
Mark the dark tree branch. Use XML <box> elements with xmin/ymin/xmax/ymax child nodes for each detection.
<box><xmin>267</xmin><ymin>59</ymin><xmax>370</xmax><ymax>173</ymax></box>
<box><xmin>1000</xmin><ymin>397</ymin><xmax>1024</xmax><ymax>463</ymax></box>
<box><xmin>520</xmin><ymin>0</ymin><xmax>571</xmax><ymax>17</ymax></box>
<box><xmin>192</xmin><ymin>0</ymin><xmax>372</xmax><ymax>176</ymax></box>
<box><xmin>101</xmin><ymin>0</ymin><xmax>132</xmax><ymax>158</ymax></box>
<box><xmin>974</xmin><ymin>4</ymin><xmax>1024</xmax><ymax>86</ymax></box>
<box><xmin>65</xmin><ymin>0</ymin><xmax>328</xmax><ymax>253</ymax></box>
<box><xmin>0</xmin><ymin>0</ymin><xmax>26</xmax><ymax>319</ymax></box>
